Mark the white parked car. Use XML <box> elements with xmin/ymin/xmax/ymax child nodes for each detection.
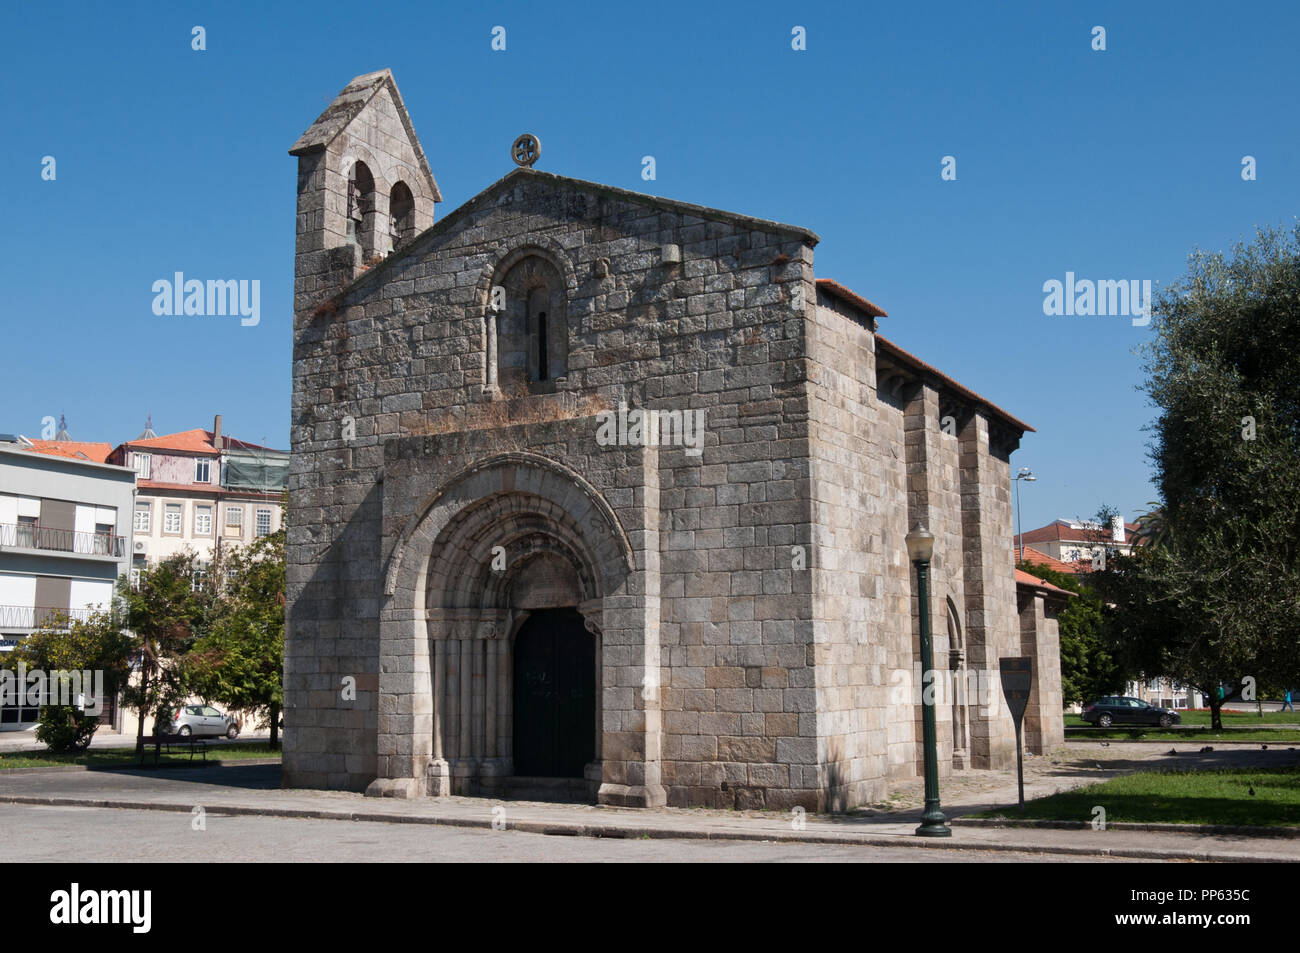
<box><xmin>166</xmin><ymin>704</ymin><xmax>239</xmax><ymax>739</ymax></box>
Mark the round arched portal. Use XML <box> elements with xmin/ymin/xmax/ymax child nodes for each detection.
<box><xmin>372</xmin><ymin>453</ymin><xmax>638</xmax><ymax>804</ymax></box>
<box><xmin>424</xmin><ymin>491</ymin><xmax>609</xmax><ymax>798</ymax></box>
<box><xmin>371</xmin><ymin>453</ymin><xmax>653</xmax><ymax>804</ymax></box>
<box><xmin>421</xmin><ymin>490</ymin><xmax>609</xmax><ymax>798</ymax></box>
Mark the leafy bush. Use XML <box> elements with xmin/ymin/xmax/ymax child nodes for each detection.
<box><xmin>35</xmin><ymin>705</ymin><xmax>100</xmax><ymax>752</ymax></box>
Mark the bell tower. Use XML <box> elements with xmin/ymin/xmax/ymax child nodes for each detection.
<box><xmin>288</xmin><ymin>69</ymin><xmax>441</xmax><ymax>323</ymax></box>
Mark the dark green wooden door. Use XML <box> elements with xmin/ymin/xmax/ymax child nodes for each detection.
<box><xmin>513</xmin><ymin>608</ymin><xmax>595</xmax><ymax>777</ymax></box>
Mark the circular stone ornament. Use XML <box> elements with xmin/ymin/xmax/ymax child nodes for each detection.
<box><xmin>511</xmin><ymin>133</ymin><xmax>541</xmax><ymax>168</ymax></box>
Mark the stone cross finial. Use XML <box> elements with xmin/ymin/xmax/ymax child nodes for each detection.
<box><xmin>511</xmin><ymin>133</ymin><xmax>541</xmax><ymax>168</ymax></box>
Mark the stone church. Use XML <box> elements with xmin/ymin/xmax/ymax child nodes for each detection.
<box><xmin>284</xmin><ymin>69</ymin><xmax>1065</xmax><ymax>811</ymax></box>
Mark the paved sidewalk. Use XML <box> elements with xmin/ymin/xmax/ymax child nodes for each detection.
<box><xmin>1</xmin><ymin>752</ymin><xmax>1295</xmax><ymax>862</ymax></box>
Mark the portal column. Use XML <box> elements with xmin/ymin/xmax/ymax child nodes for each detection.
<box><xmin>445</xmin><ymin>638</ymin><xmax>460</xmax><ymax>762</ymax></box>
<box><xmin>485</xmin><ymin>633</ymin><xmax>498</xmax><ymax>758</ymax></box>
<box><xmin>428</xmin><ymin>637</ymin><xmax>451</xmax><ymax>795</ymax></box>
<box><xmin>453</xmin><ymin>633</ymin><xmax>477</xmax><ymax>793</ymax></box>
<box><xmin>499</xmin><ymin>636</ymin><xmax>512</xmax><ymax>766</ymax></box>
<box><xmin>478</xmin><ymin>620</ymin><xmax>510</xmax><ymax>789</ymax></box>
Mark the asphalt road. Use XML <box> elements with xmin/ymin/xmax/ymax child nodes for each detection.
<box><xmin>0</xmin><ymin>803</ymin><xmax>1132</xmax><ymax>863</ymax></box>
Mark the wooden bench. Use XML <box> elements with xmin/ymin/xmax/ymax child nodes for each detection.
<box><xmin>138</xmin><ymin>733</ymin><xmax>209</xmax><ymax>766</ymax></box>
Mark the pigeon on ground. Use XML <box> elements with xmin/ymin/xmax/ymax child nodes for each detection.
<box><xmin>1200</xmin><ymin>746</ymin><xmax>1214</xmax><ymax>753</ymax></box>
<box><xmin>1167</xmin><ymin>748</ymin><xmax>1178</xmax><ymax>755</ymax></box>
<box><xmin>1100</xmin><ymin>741</ymin><xmax>1110</xmax><ymax>747</ymax></box>
<box><xmin>1262</xmin><ymin>744</ymin><xmax>1268</xmax><ymax>750</ymax></box>
<box><xmin>1249</xmin><ymin>785</ymin><xmax>1256</xmax><ymax>796</ymax></box>
<box><xmin>1096</xmin><ymin>763</ymin><xmax>1104</xmax><ymax>770</ymax></box>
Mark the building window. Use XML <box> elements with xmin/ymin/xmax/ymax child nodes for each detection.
<box><xmin>133</xmin><ymin>502</ymin><xmax>151</xmax><ymax>533</ymax></box>
<box><xmin>16</xmin><ymin>515</ymin><xmax>36</xmax><ymax>548</ymax></box>
<box><xmin>164</xmin><ymin>504</ymin><xmax>182</xmax><ymax>535</ymax></box>
<box><xmin>225</xmin><ymin>505</ymin><xmax>243</xmax><ymax>537</ymax></box>
<box><xmin>93</xmin><ymin>522</ymin><xmax>115</xmax><ymax>556</ymax></box>
<box><xmin>191</xmin><ymin>568</ymin><xmax>207</xmax><ymax>592</ymax></box>
<box><xmin>133</xmin><ymin>453</ymin><xmax>152</xmax><ymax>480</ymax></box>
<box><xmin>194</xmin><ymin>505</ymin><xmax>212</xmax><ymax>536</ymax></box>
<box><xmin>195</xmin><ymin>459</ymin><xmax>211</xmax><ymax>483</ymax></box>
<box><xmin>255</xmin><ymin>508</ymin><xmax>273</xmax><ymax>538</ymax></box>
<box><xmin>493</xmin><ymin>253</ymin><xmax>568</xmax><ymax>393</ymax></box>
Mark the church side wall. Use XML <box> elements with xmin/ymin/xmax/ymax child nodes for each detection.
<box><xmin>800</xmin><ymin>303</ymin><xmax>896</xmax><ymax>809</ymax></box>
<box><xmin>803</xmin><ymin>302</ymin><xmax>981</xmax><ymax>809</ymax></box>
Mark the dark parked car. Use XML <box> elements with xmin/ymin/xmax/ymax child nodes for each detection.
<box><xmin>1082</xmin><ymin>696</ymin><xmax>1181</xmax><ymax>728</ymax></box>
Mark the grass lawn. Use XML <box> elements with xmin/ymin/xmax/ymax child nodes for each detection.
<box><xmin>1065</xmin><ymin>728</ymin><xmax>1300</xmax><ymax>743</ymax></box>
<box><xmin>0</xmin><ymin>742</ymin><xmax>282</xmax><ymax>771</ymax></box>
<box><xmin>1066</xmin><ymin>710</ymin><xmax>1300</xmax><ymax>728</ymax></box>
<box><xmin>975</xmin><ymin>766</ymin><xmax>1300</xmax><ymax>827</ymax></box>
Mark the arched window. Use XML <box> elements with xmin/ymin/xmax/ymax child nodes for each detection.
<box><xmin>947</xmin><ymin>598</ymin><xmax>968</xmax><ymax>763</ymax></box>
<box><xmin>490</xmin><ymin>253</ymin><xmax>568</xmax><ymax>395</ymax></box>
<box><xmin>389</xmin><ymin>181</ymin><xmax>415</xmax><ymax>250</ymax></box>
<box><xmin>347</xmin><ymin>161</ymin><xmax>377</xmax><ymax>257</ymax></box>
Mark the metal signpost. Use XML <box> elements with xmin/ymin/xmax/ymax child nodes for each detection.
<box><xmin>999</xmin><ymin>657</ymin><xmax>1033</xmax><ymax>812</ymax></box>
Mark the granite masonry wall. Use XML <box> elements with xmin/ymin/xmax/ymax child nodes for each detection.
<box><xmin>283</xmin><ymin>70</ymin><xmax>1052</xmax><ymax>808</ymax></box>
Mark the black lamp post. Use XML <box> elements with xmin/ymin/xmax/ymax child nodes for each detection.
<box><xmin>906</xmin><ymin>523</ymin><xmax>951</xmax><ymax>837</ymax></box>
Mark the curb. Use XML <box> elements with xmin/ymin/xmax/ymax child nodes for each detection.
<box><xmin>0</xmin><ymin>793</ymin><xmax>1291</xmax><ymax>862</ymax></box>
<box><xmin>952</xmin><ymin>817</ymin><xmax>1300</xmax><ymax>839</ymax></box>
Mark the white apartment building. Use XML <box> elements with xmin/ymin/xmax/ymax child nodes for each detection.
<box><xmin>0</xmin><ymin>437</ymin><xmax>135</xmax><ymax>731</ymax></box>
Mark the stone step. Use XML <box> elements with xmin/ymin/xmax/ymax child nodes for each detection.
<box><xmin>486</xmin><ymin>776</ymin><xmax>594</xmax><ymax>803</ymax></box>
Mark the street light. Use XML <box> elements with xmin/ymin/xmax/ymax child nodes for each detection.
<box><xmin>1014</xmin><ymin>467</ymin><xmax>1036</xmax><ymax>562</ymax></box>
<box><xmin>905</xmin><ymin>523</ymin><xmax>951</xmax><ymax>837</ymax></box>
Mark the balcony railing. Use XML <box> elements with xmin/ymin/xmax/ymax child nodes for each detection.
<box><xmin>0</xmin><ymin>523</ymin><xmax>125</xmax><ymax>558</ymax></box>
<box><xmin>0</xmin><ymin>605</ymin><xmax>99</xmax><ymax>630</ymax></box>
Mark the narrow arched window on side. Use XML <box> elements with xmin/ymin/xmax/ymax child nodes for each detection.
<box><xmin>389</xmin><ymin>181</ymin><xmax>415</xmax><ymax>251</ymax></box>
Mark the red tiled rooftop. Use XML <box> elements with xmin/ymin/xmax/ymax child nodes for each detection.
<box><xmin>874</xmin><ymin>333</ymin><xmax>1035</xmax><ymax>434</ymax></box>
<box><xmin>1014</xmin><ymin>568</ymin><xmax>1074</xmax><ymax>596</ymax></box>
<box><xmin>23</xmin><ymin>440</ymin><xmax>114</xmax><ymax>463</ymax></box>
<box><xmin>815</xmin><ymin>278</ymin><xmax>1032</xmax><ymax>434</ymax></box>
<box><xmin>816</xmin><ymin>278</ymin><xmax>888</xmax><ymax>318</ymax></box>
<box><xmin>1017</xmin><ymin>519</ymin><xmax>1140</xmax><ymax>546</ymax></box>
<box><xmin>119</xmin><ymin>428</ymin><xmax>280</xmax><ymax>455</ymax></box>
<box><xmin>1018</xmin><ymin>547</ymin><xmax>1088</xmax><ymax>576</ymax></box>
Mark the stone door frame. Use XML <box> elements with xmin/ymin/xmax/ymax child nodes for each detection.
<box><xmin>368</xmin><ymin>451</ymin><xmax>662</xmax><ymax>805</ymax></box>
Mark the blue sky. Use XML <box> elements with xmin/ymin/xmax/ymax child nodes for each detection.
<box><xmin>3</xmin><ymin>0</ymin><xmax>1297</xmax><ymax>533</ymax></box>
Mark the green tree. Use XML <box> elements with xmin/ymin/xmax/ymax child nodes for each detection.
<box><xmin>119</xmin><ymin>552</ymin><xmax>207</xmax><ymax>752</ymax></box>
<box><xmin>1095</xmin><ymin>224</ymin><xmax>1300</xmax><ymax>728</ymax></box>
<box><xmin>1016</xmin><ymin>561</ymin><xmax>1123</xmax><ymax>706</ymax></box>
<box><xmin>0</xmin><ymin>610</ymin><xmax>133</xmax><ymax>751</ymax></box>
<box><xmin>187</xmin><ymin>528</ymin><xmax>285</xmax><ymax>747</ymax></box>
